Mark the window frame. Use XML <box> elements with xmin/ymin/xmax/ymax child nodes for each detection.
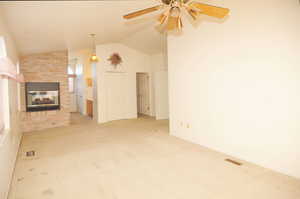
<box><xmin>16</xmin><ymin>62</ymin><xmax>22</xmax><ymax>111</ymax></box>
<box><xmin>0</xmin><ymin>36</ymin><xmax>11</xmax><ymax>143</ymax></box>
<box><xmin>0</xmin><ymin>78</ymin><xmax>10</xmax><ymax>143</ymax></box>
<box><xmin>0</xmin><ymin>78</ymin><xmax>4</xmax><ymax>133</ymax></box>
<box><xmin>68</xmin><ymin>65</ymin><xmax>76</xmax><ymax>93</ymax></box>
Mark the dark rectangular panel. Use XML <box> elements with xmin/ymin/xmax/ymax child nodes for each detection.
<box><xmin>26</xmin><ymin>82</ymin><xmax>59</xmax><ymax>91</ymax></box>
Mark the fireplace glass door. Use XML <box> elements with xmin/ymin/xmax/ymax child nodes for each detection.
<box><xmin>26</xmin><ymin>82</ymin><xmax>60</xmax><ymax>112</ymax></box>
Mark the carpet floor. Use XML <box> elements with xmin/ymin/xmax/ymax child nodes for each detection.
<box><xmin>8</xmin><ymin>113</ymin><xmax>300</xmax><ymax>199</ymax></box>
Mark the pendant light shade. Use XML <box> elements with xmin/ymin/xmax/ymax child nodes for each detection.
<box><xmin>90</xmin><ymin>54</ymin><xmax>99</xmax><ymax>62</ymax></box>
<box><xmin>89</xmin><ymin>34</ymin><xmax>99</xmax><ymax>63</ymax></box>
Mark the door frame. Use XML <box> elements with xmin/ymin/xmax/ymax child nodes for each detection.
<box><xmin>136</xmin><ymin>72</ymin><xmax>151</xmax><ymax>116</ymax></box>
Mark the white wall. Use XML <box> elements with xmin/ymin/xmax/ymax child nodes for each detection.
<box><xmin>94</xmin><ymin>42</ymin><xmax>169</xmax><ymax>123</ymax></box>
<box><xmin>155</xmin><ymin>71</ymin><xmax>169</xmax><ymax>119</ymax></box>
<box><xmin>168</xmin><ymin>0</ymin><xmax>300</xmax><ymax>178</ymax></box>
<box><xmin>95</xmin><ymin>43</ymin><xmax>153</xmax><ymax>123</ymax></box>
<box><xmin>151</xmin><ymin>52</ymin><xmax>169</xmax><ymax>120</ymax></box>
<box><xmin>105</xmin><ymin>72</ymin><xmax>133</xmax><ymax>121</ymax></box>
<box><xmin>92</xmin><ymin>63</ymin><xmax>98</xmax><ymax>121</ymax></box>
<box><xmin>0</xmin><ymin>12</ymin><xmax>22</xmax><ymax>199</ymax></box>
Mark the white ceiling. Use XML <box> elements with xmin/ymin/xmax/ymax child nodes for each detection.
<box><xmin>0</xmin><ymin>1</ymin><xmax>165</xmax><ymax>55</ymax></box>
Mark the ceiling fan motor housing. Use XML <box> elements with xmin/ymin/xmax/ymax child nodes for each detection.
<box><xmin>162</xmin><ymin>0</ymin><xmax>189</xmax><ymax>5</ymax></box>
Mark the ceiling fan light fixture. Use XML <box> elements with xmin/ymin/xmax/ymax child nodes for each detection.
<box><xmin>89</xmin><ymin>34</ymin><xmax>99</xmax><ymax>63</ymax></box>
<box><xmin>177</xmin><ymin>17</ymin><xmax>183</xmax><ymax>30</ymax></box>
<box><xmin>90</xmin><ymin>54</ymin><xmax>99</xmax><ymax>62</ymax></box>
<box><xmin>167</xmin><ymin>16</ymin><xmax>178</xmax><ymax>31</ymax></box>
<box><xmin>167</xmin><ymin>6</ymin><xmax>181</xmax><ymax>31</ymax></box>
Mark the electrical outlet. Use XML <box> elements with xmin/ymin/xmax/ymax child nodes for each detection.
<box><xmin>26</xmin><ymin>151</ymin><xmax>35</xmax><ymax>157</ymax></box>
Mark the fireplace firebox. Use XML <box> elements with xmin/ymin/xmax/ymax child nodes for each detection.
<box><xmin>25</xmin><ymin>82</ymin><xmax>60</xmax><ymax>112</ymax></box>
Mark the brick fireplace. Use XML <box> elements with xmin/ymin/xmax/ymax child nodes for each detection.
<box><xmin>20</xmin><ymin>51</ymin><xmax>70</xmax><ymax>132</ymax></box>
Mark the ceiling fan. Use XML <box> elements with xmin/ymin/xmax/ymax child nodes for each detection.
<box><xmin>123</xmin><ymin>0</ymin><xmax>230</xmax><ymax>31</ymax></box>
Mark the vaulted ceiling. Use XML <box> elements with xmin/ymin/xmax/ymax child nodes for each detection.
<box><xmin>0</xmin><ymin>0</ymin><xmax>165</xmax><ymax>55</ymax></box>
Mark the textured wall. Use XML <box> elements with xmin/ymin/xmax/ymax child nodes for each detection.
<box><xmin>20</xmin><ymin>51</ymin><xmax>70</xmax><ymax>132</ymax></box>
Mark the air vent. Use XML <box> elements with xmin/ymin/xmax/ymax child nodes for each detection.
<box><xmin>225</xmin><ymin>158</ymin><xmax>242</xmax><ymax>166</ymax></box>
<box><xmin>26</xmin><ymin>151</ymin><xmax>35</xmax><ymax>157</ymax></box>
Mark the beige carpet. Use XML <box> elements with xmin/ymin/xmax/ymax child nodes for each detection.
<box><xmin>8</xmin><ymin>114</ymin><xmax>300</xmax><ymax>199</ymax></box>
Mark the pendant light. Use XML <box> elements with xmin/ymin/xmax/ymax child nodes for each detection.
<box><xmin>89</xmin><ymin>34</ymin><xmax>99</xmax><ymax>63</ymax></box>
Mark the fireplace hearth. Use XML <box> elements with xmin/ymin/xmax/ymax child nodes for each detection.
<box><xmin>25</xmin><ymin>82</ymin><xmax>60</xmax><ymax>112</ymax></box>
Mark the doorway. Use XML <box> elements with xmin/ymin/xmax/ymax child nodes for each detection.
<box><xmin>136</xmin><ymin>73</ymin><xmax>150</xmax><ymax>117</ymax></box>
<box><xmin>75</xmin><ymin>63</ymin><xmax>84</xmax><ymax>114</ymax></box>
<box><xmin>68</xmin><ymin>60</ymin><xmax>77</xmax><ymax>113</ymax></box>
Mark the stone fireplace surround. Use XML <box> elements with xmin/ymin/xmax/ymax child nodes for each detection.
<box><xmin>20</xmin><ymin>51</ymin><xmax>70</xmax><ymax>133</ymax></box>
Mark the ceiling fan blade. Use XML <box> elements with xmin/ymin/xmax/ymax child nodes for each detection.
<box><xmin>123</xmin><ymin>5</ymin><xmax>163</xmax><ymax>19</ymax></box>
<box><xmin>189</xmin><ymin>2</ymin><xmax>230</xmax><ymax>19</ymax></box>
<box><xmin>185</xmin><ymin>7</ymin><xmax>198</xmax><ymax>20</ymax></box>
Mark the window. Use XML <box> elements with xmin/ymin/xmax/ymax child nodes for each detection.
<box><xmin>68</xmin><ymin>66</ymin><xmax>74</xmax><ymax>75</ymax></box>
<box><xmin>68</xmin><ymin>65</ymin><xmax>76</xmax><ymax>93</ymax></box>
<box><xmin>0</xmin><ymin>37</ymin><xmax>5</xmax><ymax>134</ymax></box>
<box><xmin>68</xmin><ymin>77</ymin><xmax>75</xmax><ymax>93</ymax></box>
<box><xmin>16</xmin><ymin>62</ymin><xmax>21</xmax><ymax>111</ymax></box>
<box><xmin>0</xmin><ymin>78</ymin><xmax>10</xmax><ymax>134</ymax></box>
<box><xmin>0</xmin><ymin>79</ymin><xmax>4</xmax><ymax>132</ymax></box>
<box><xmin>0</xmin><ymin>37</ymin><xmax>10</xmax><ymax>136</ymax></box>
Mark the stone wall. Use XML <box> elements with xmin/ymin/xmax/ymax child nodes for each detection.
<box><xmin>20</xmin><ymin>51</ymin><xmax>70</xmax><ymax>132</ymax></box>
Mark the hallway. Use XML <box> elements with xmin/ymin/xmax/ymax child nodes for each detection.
<box><xmin>8</xmin><ymin>114</ymin><xmax>300</xmax><ymax>199</ymax></box>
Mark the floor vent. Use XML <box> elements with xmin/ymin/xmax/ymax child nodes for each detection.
<box><xmin>26</xmin><ymin>151</ymin><xmax>35</xmax><ymax>157</ymax></box>
<box><xmin>225</xmin><ymin>159</ymin><xmax>242</xmax><ymax>166</ymax></box>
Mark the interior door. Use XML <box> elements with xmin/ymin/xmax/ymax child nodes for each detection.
<box><xmin>137</xmin><ymin>73</ymin><xmax>150</xmax><ymax>116</ymax></box>
<box><xmin>86</xmin><ymin>100</ymin><xmax>93</xmax><ymax>117</ymax></box>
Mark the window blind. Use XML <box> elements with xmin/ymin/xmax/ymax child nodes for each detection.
<box><xmin>0</xmin><ymin>57</ymin><xmax>24</xmax><ymax>82</ymax></box>
<box><xmin>0</xmin><ymin>79</ymin><xmax>4</xmax><ymax>133</ymax></box>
